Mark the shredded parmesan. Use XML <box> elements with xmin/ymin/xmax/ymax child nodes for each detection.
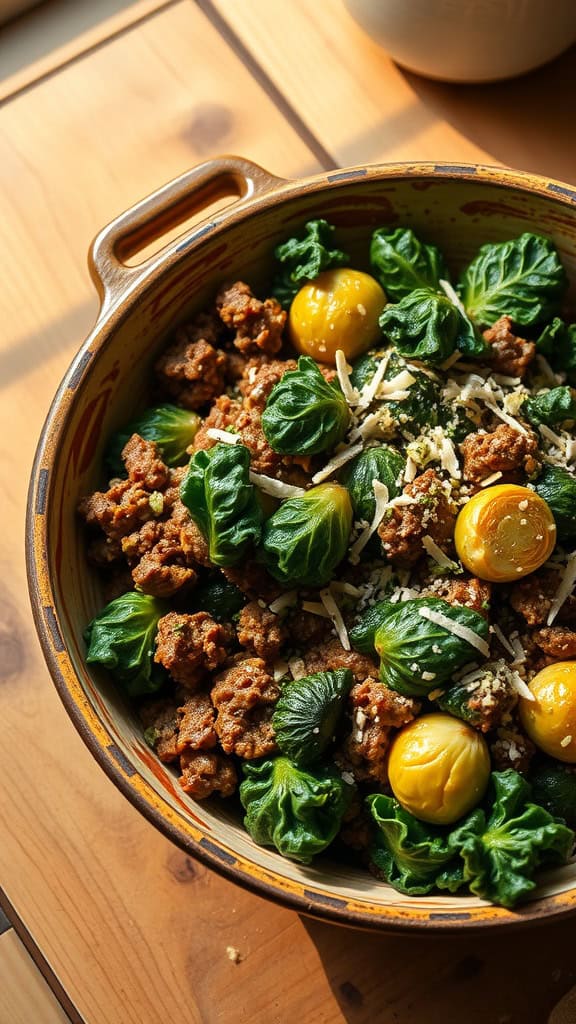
<box><xmin>509</xmin><ymin>670</ymin><xmax>535</xmax><ymax>702</ymax></box>
<box><xmin>485</xmin><ymin>401</ymin><xmax>529</xmax><ymax>435</ymax></box>
<box><xmin>330</xmin><ymin>581</ymin><xmax>363</xmax><ymax>598</ymax></box>
<box><xmin>273</xmin><ymin>660</ymin><xmax>290</xmax><ymax>682</ymax></box>
<box><xmin>312</xmin><ymin>442</ymin><xmax>364</xmax><ymax>484</ymax></box>
<box><xmin>509</xmin><ymin>635</ymin><xmax>526</xmax><ymax>665</ymax></box>
<box><xmin>288</xmin><ymin>657</ymin><xmax>306</xmax><ymax>680</ymax></box>
<box><xmin>539</xmin><ymin>423</ymin><xmax>566</xmax><ymax>450</ymax></box>
<box><xmin>357</xmin><ymin>352</ymin><xmax>390</xmax><ymax>410</ymax></box>
<box><xmin>491</xmin><ymin>623</ymin><xmax>516</xmax><ymax>657</ymax></box>
<box><xmin>301</xmin><ymin>601</ymin><xmax>331</xmax><ymax>618</ymax></box>
<box><xmin>440</xmin><ymin>435</ymin><xmax>461</xmax><ymax>479</ymax></box>
<box><xmin>320</xmin><ymin>587</ymin><xmax>350</xmax><ymax>650</ymax></box>
<box><xmin>249</xmin><ymin>471</ymin><xmax>305</xmax><ymax>499</ymax></box>
<box><xmin>206</xmin><ymin>428</ymin><xmax>240</xmax><ymax>444</ymax></box>
<box><xmin>422</xmin><ymin>535</ymin><xmax>456</xmax><ymax>569</ymax></box>
<box><xmin>439</xmin><ymin>278</ymin><xmax>466</xmax><ymax>314</ymax></box>
<box><xmin>404</xmin><ymin>456</ymin><xmax>417</xmax><ymax>483</ymax></box>
<box><xmin>349</xmin><ymin>481</ymin><xmax>390</xmax><ymax>563</ymax></box>
<box><xmin>480</xmin><ymin>471</ymin><xmax>503</xmax><ymax>488</ymax></box>
<box><xmin>335</xmin><ymin>349</ymin><xmax>360</xmax><ymax>405</ymax></box>
<box><xmin>379</xmin><ymin>370</ymin><xmax>416</xmax><ymax>396</ymax></box>
<box><xmin>547</xmin><ymin>552</ymin><xmax>576</xmax><ymax>625</ymax></box>
<box><xmin>269</xmin><ymin>591</ymin><xmax>298</xmax><ymax>614</ymax></box>
<box><xmin>418</xmin><ymin>605</ymin><xmax>490</xmax><ymax>657</ymax></box>
<box><xmin>440</xmin><ymin>350</ymin><xmax>462</xmax><ymax>372</ymax></box>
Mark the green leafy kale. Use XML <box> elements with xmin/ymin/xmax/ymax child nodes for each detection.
<box><xmin>180</xmin><ymin>443</ymin><xmax>262</xmax><ymax>567</ymax></box>
<box><xmin>350</xmin><ymin>350</ymin><xmax>443</xmax><ymax>432</ymax></box>
<box><xmin>533</xmin><ymin>464</ymin><xmax>576</xmax><ymax>541</ymax></box>
<box><xmin>530</xmin><ymin>760</ymin><xmax>576</xmax><ymax>830</ymax></box>
<box><xmin>261</xmin><ymin>356</ymin><xmax>350</xmax><ymax>455</ymax></box>
<box><xmin>240</xmin><ymin>756</ymin><xmax>353</xmax><ymax>864</ymax></box>
<box><xmin>188</xmin><ymin>575</ymin><xmax>246</xmax><ymax>622</ymax></box>
<box><xmin>447</xmin><ymin>771</ymin><xmax>574</xmax><ymax>908</ymax></box>
<box><xmin>438</xmin><ymin>403</ymin><xmax>477</xmax><ymax>444</ymax></box>
<box><xmin>368</xmin><ymin>793</ymin><xmax>465</xmax><ymax>895</ymax></box>
<box><xmin>373</xmin><ymin>597</ymin><xmax>489</xmax><ymax>697</ymax></box>
<box><xmin>536</xmin><ymin>317</ymin><xmax>576</xmax><ymax>384</ymax></box>
<box><xmin>521</xmin><ymin>386</ymin><xmax>576</xmax><ymax>428</ymax></box>
<box><xmin>379</xmin><ymin>289</ymin><xmax>483</xmax><ymax>366</ymax></box>
<box><xmin>272</xmin><ymin>219</ymin><xmax>349</xmax><ymax>307</ymax></box>
<box><xmin>459</xmin><ymin>232</ymin><xmax>567</xmax><ymax>327</ymax></box>
<box><xmin>272</xmin><ymin>670</ymin><xmax>353</xmax><ymax>766</ymax></box>
<box><xmin>84</xmin><ymin>591</ymin><xmax>167</xmax><ymax>696</ymax></box>
<box><xmin>105</xmin><ymin>404</ymin><xmax>201</xmax><ymax>476</ymax></box>
<box><xmin>340</xmin><ymin>445</ymin><xmax>405</xmax><ymax>522</ymax></box>
<box><xmin>370</xmin><ymin>227</ymin><xmax>446</xmax><ymax>301</ymax></box>
<box><xmin>368</xmin><ymin>771</ymin><xmax>574</xmax><ymax>907</ymax></box>
<box><xmin>261</xmin><ymin>483</ymin><xmax>352</xmax><ymax>587</ymax></box>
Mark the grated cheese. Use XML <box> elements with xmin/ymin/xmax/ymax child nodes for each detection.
<box><xmin>330</xmin><ymin>581</ymin><xmax>363</xmax><ymax>598</ymax></box>
<box><xmin>491</xmin><ymin>623</ymin><xmax>516</xmax><ymax>657</ymax></box>
<box><xmin>439</xmin><ymin>277</ymin><xmax>466</xmax><ymax>314</ymax></box>
<box><xmin>357</xmin><ymin>352</ymin><xmax>390</xmax><ymax>410</ymax></box>
<box><xmin>311</xmin><ymin>442</ymin><xmax>364</xmax><ymax>484</ymax></box>
<box><xmin>480</xmin><ymin>471</ymin><xmax>503</xmax><ymax>488</ymax></box>
<box><xmin>288</xmin><ymin>657</ymin><xmax>306</xmax><ymax>680</ymax></box>
<box><xmin>422</xmin><ymin>535</ymin><xmax>457</xmax><ymax>569</ymax></box>
<box><xmin>301</xmin><ymin>601</ymin><xmax>331</xmax><ymax>618</ymax></box>
<box><xmin>404</xmin><ymin>456</ymin><xmax>418</xmax><ymax>483</ymax></box>
<box><xmin>206</xmin><ymin>428</ymin><xmax>240</xmax><ymax>444</ymax></box>
<box><xmin>273</xmin><ymin>660</ymin><xmax>290</xmax><ymax>682</ymax></box>
<box><xmin>418</xmin><ymin>605</ymin><xmax>490</xmax><ymax>657</ymax></box>
<box><xmin>320</xmin><ymin>587</ymin><xmax>351</xmax><ymax>650</ymax></box>
<box><xmin>335</xmin><ymin>349</ymin><xmax>360</xmax><ymax>405</ymax></box>
<box><xmin>485</xmin><ymin>401</ymin><xmax>529</xmax><ymax>436</ymax></box>
<box><xmin>269</xmin><ymin>591</ymin><xmax>298</xmax><ymax>614</ymax></box>
<box><xmin>509</xmin><ymin>669</ymin><xmax>535</xmax><ymax>702</ymax></box>
<box><xmin>509</xmin><ymin>635</ymin><xmax>527</xmax><ymax>665</ymax></box>
<box><xmin>349</xmin><ymin>480</ymin><xmax>390</xmax><ymax>563</ymax></box>
<box><xmin>440</xmin><ymin>435</ymin><xmax>461</xmax><ymax>479</ymax></box>
<box><xmin>547</xmin><ymin>552</ymin><xmax>576</xmax><ymax>625</ymax></box>
<box><xmin>249</xmin><ymin>471</ymin><xmax>306</xmax><ymax>499</ymax></box>
<box><xmin>539</xmin><ymin>423</ymin><xmax>566</xmax><ymax>451</ymax></box>
<box><xmin>378</xmin><ymin>370</ymin><xmax>416</xmax><ymax>396</ymax></box>
<box><xmin>440</xmin><ymin>350</ymin><xmax>462</xmax><ymax>372</ymax></box>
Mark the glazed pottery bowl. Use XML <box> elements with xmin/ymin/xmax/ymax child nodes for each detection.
<box><xmin>27</xmin><ymin>157</ymin><xmax>576</xmax><ymax>931</ymax></box>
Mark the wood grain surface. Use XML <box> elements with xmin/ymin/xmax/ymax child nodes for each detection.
<box><xmin>2</xmin><ymin>0</ymin><xmax>576</xmax><ymax>1021</ymax></box>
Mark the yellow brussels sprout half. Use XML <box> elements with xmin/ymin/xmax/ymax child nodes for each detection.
<box><xmin>454</xmin><ymin>484</ymin><xmax>556</xmax><ymax>583</ymax></box>
<box><xmin>388</xmin><ymin>714</ymin><xmax>491</xmax><ymax>825</ymax></box>
<box><xmin>288</xmin><ymin>268</ymin><xmax>386</xmax><ymax>364</ymax></box>
<box><xmin>519</xmin><ymin>662</ymin><xmax>576</xmax><ymax>763</ymax></box>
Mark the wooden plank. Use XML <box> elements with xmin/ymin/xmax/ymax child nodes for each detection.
<box><xmin>212</xmin><ymin>0</ymin><xmax>576</xmax><ymax>184</ymax></box>
<box><xmin>0</xmin><ymin>930</ymin><xmax>71</xmax><ymax>1024</ymax></box>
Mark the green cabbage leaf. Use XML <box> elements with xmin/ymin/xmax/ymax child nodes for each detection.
<box><xmin>84</xmin><ymin>591</ymin><xmax>167</xmax><ymax>696</ymax></box>
<box><xmin>272</xmin><ymin>669</ymin><xmax>353</xmax><ymax>766</ymax></box>
<box><xmin>262</xmin><ymin>356</ymin><xmax>350</xmax><ymax>455</ymax></box>
<box><xmin>370</xmin><ymin>227</ymin><xmax>446</xmax><ymax>301</ymax></box>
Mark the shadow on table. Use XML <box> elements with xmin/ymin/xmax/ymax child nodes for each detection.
<box><xmin>402</xmin><ymin>45</ymin><xmax>576</xmax><ymax>183</ymax></box>
<box><xmin>302</xmin><ymin>912</ymin><xmax>576</xmax><ymax>1024</ymax></box>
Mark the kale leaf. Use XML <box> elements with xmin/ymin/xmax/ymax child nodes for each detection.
<box><xmin>187</xmin><ymin>575</ymin><xmax>246</xmax><ymax>622</ymax></box>
<box><xmin>521</xmin><ymin>386</ymin><xmax>576</xmax><ymax>428</ymax></box>
<box><xmin>261</xmin><ymin>355</ymin><xmax>350</xmax><ymax>455</ymax></box>
<box><xmin>340</xmin><ymin>445</ymin><xmax>405</xmax><ymax>522</ymax></box>
<box><xmin>370</xmin><ymin>227</ymin><xmax>446</xmax><ymax>301</ymax></box>
<box><xmin>379</xmin><ymin>288</ymin><xmax>459</xmax><ymax>365</ymax></box>
<box><xmin>272</xmin><ymin>670</ymin><xmax>353</xmax><ymax>766</ymax></box>
<box><xmin>536</xmin><ymin>317</ymin><xmax>576</xmax><ymax>384</ymax></box>
<box><xmin>240</xmin><ymin>756</ymin><xmax>354</xmax><ymax>863</ymax></box>
<box><xmin>533</xmin><ymin>464</ymin><xmax>576</xmax><ymax>541</ymax></box>
<box><xmin>180</xmin><ymin>443</ymin><xmax>262</xmax><ymax>567</ymax></box>
<box><xmin>272</xmin><ymin>219</ymin><xmax>349</xmax><ymax>307</ymax></box>
<box><xmin>261</xmin><ymin>483</ymin><xmax>352</xmax><ymax>587</ymax></box>
<box><xmin>84</xmin><ymin>591</ymin><xmax>167</xmax><ymax>696</ymax></box>
<box><xmin>459</xmin><ymin>233</ymin><xmax>567</xmax><ymax>327</ymax></box>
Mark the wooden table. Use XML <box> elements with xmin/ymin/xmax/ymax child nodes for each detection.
<box><xmin>2</xmin><ymin>2</ymin><xmax>576</xmax><ymax>1021</ymax></box>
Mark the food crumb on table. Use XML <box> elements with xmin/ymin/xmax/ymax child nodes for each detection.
<box><xmin>226</xmin><ymin>945</ymin><xmax>242</xmax><ymax>963</ymax></box>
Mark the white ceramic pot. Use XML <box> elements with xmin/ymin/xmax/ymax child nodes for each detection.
<box><xmin>344</xmin><ymin>0</ymin><xmax>576</xmax><ymax>83</ymax></box>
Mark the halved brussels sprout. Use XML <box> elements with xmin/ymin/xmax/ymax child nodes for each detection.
<box><xmin>272</xmin><ymin>669</ymin><xmax>353</xmax><ymax>766</ymax></box>
<box><xmin>261</xmin><ymin>483</ymin><xmax>353</xmax><ymax>587</ymax></box>
<box><xmin>370</xmin><ymin>226</ymin><xmax>446</xmax><ymax>301</ymax></box>
<box><xmin>84</xmin><ymin>591</ymin><xmax>167</xmax><ymax>696</ymax></box>
<box><xmin>261</xmin><ymin>356</ymin><xmax>350</xmax><ymax>455</ymax></box>
<box><xmin>272</xmin><ymin>219</ymin><xmax>349</xmax><ymax>307</ymax></box>
<box><xmin>521</xmin><ymin>386</ymin><xmax>576</xmax><ymax>428</ymax></box>
<box><xmin>530</xmin><ymin>760</ymin><xmax>576</xmax><ymax>829</ymax></box>
<box><xmin>106</xmin><ymin>404</ymin><xmax>200</xmax><ymax>475</ymax></box>
<box><xmin>340</xmin><ymin>445</ymin><xmax>404</xmax><ymax>522</ymax></box>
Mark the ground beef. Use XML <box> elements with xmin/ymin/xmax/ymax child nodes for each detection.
<box><xmin>238</xmin><ymin>357</ymin><xmax>297</xmax><ymax>412</ymax></box>
<box><xmin>423</xmin><ymin>575</ymin><xmax>492</xmax><ymax>619</ymax></box>
<box><xmin>234</xmin><ymin>405</ymin><xmax>286</xmax><ymax>476</ymax></box>
<box><xmin>338</xmin><ymin>799</ymin><xmax>374</xmax><ymax>853</ymax></box>
<box><xmin>460</xmin><ymin>424</ymin><xmax>540</xmax><ymax>484</ymax></box>
<box><xmin>155</xmin><ymin>611</ymin><xmax>232</xmax><ymax>688</ymax></box>
<box><xmin>532</xmin><ymin>625</ymin><xmax>576</xmax><ymax>659</ymax></box>
<box><xmin>221</xmin><ymin>561</ymin><xmax>282</xmax><ymax>604</ymax></box>
<box><xmin>483</xmin><ymin>316</ymin><xmax>536</xmax><ymax>379</ymax></box>
<box><xmin>155</xmin><ymin>314</ymin><xmax>228</xmax><ymax>409</ymax></box>
<box><xmin>192</xmin><ymin>394</ymin><xmax>243</xmax><ymax>452</ymax></box>
<box><xmin>304</xmin><ymin>639</ymin><xmax>379</xmax><ymax>683</ymax></box>
<box><xmin>237</xmin><ymin>600</ymin><xmax>287</xmax><ymax>661</ymax></box>
<box><xmin>216</xmin><ymin>281</ymin><xmax>285</xmax><ymax>356</ymax></box>
<box><xmin>286</xmin><ymin>609</ymin><xmax>329</xmax><ymax>649</ymax></box>
<box><xmin>179</xmin><ymin>749</ymin><xmax>237</xmax><ymax>798</ymax></box>
<box><xmin>377</xmin><ymin>469</ymin><xmax>456</xmax><ymax>567</ymax></box>
<box><xmin>132</xmin><ymin>547</ymin><xmax>197</xmax><ymax>597</ymax></box>
<box><xmin>211</xmin><ymin>656</ymin><xmax>279</xmax><ymax>759</ymax></box>
<box><xmin>118</xmin><ymin>492</ymin><xmax>210</xmax><ymax>597</ymax></box>
<box><xmin>176</xmin><ymin>692</ymin><xmax>218</xmax><ymax>753</ymax></box>
<box><xmin>338</xmin><ymin>679</ymin><xmax>419</xmax><ymax>786</ymax></box>
<box><xmin>510</xmin><ymin>569</ymin><xmax>576</xmax><ymax>627</ymax></box>
<box><xmin>122</xmin><ymin>434</ymin><xmax>170</xmax><ymax>491</ymax></box>
<box><xmin>490</xmin><ymin>723</ymin><xmax>535</xmax><ymax>774</ymax></box>
<box><xmin>140</xmin><ymin>699</ymin><xmax>180</xmax><ymax>763</ymax></box>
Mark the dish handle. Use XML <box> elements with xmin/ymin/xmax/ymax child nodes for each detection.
<box><xmin>88</xmin><ymin>156</ymin><xmax>285</xmax><ymax>314</ymax></box>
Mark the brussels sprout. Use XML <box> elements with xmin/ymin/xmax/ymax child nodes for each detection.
<box><xmin>349</xmin><ymin>600</ymin><xmax>396</xmax><ymax>656</ymax></box>
<box><xmin>180</xmin><ymin>443</ymin><xmax>262</xmax><ymax>567</ymax></box>
<box><xmin>261</xmin><ymin>483</ymin><xmax>353</xmax><ymax>587</ymax></box>
<box><xmin>459</xmin><ymin>232</ymin><xmax>567</xmax><ymax>327</ymax></box>
<box><xmin>388</xmin><ymin>714</ymin><xmax>491</xmax><ymax>824</ymax></box>
<box><xmin>370</xmin><ymin>226</ymin><xmax>446</xmax><ymax>301</ymax></box>
<box><xmin>340</xmin><ymin>445</ymin><xmax>405</xmax><ymax>521</ymax></box>
<box><xmin>188</xmin><ymin>575</ymin><xmax>246</xmax><ymax>622</ymax></box>
<box><xmin>373</xmin><ymin>597</ymin><xmax>490</xmax><ymax>697</ymax></box>
<box><xmin>84</xmin><ymin>591</ymin><xmax>167</xmax><ymax>696</ymax></box>
<box><xmin>261</xmin><ymin>356</ymin><xmax>350</xmax><ymax>455</ymax></box>
<box><xmin>105</xmin><ymin>404</ymin><xmax>201</xmax><ymax>476</ymax></box>
<box><xmin>447</xmin><ymin>770</ymin><xmax>574</xmax><ymax>908</ymax></box>
<box><xmin>536</xmin><ymin>317</ymin><xmax>576</xmax><ymax>383</ymax></box>
<box><xmin>239</xmin><ymin>756</ymin><xmax>353</xmax><ymax>864</ymax></box>
<box><xmin>272</xmin><ymin>669</ymin><xmax>353</xmax><ymax>766</ymax></box>
<box><xmin>436</xmin><ymin>660</ymin><xmax>517</xmax><ymax>732</ymax></box>
<box><xmin>530</xmin><ymin>760</ymin><xmax>576</xmax><ymax>829</ymax></box>
<box><xmin>272</xmin><ymin>219</ymin><xmax>349</xmax><ymax>307</ymax></box>
<box><xmin>288</xmin><ymin>269</ymin><xmax>386</xmax><ymax>364</ymax></box>
<box><xmin>521</xmin><ymin>386</ymin><xmax>576</xmax><ymax>428</ymax></box>
<box><xmin>379</xmin><ymin>288</ymin><xmax>459</xmax><ymax>366</ymax></box>
<box><xmin>368</xmin><ymin>769</ymin><xmax>574</xmax><ymax>907</ymax></box>
<box><xmin>533</xmin><ymin>464</ymin><xmax>576</xmax><ymax>541</ymax></box>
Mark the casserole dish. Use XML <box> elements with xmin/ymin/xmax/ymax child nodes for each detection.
<box><xmin>26</xmin><ymin>156</ymin><xmax>576</xmax><ymax>931</ymax></box>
